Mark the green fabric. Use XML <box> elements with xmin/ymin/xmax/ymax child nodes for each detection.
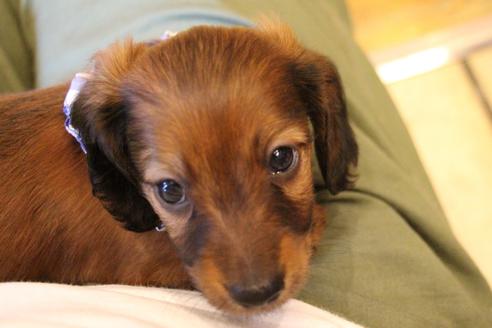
<box><xmin>0</xmin><ymin>0</ymin><xmax>34</xmax><ymax>92</ymax></box>
<box><xmin>19</xmin><ymin>0</ymin><xmax>492</xmax><ymax>326</ymax></box>
<box><xmin>24</xmin><ymin>0</ymin><xmax>252</xmax><ymax>87</ymax></box>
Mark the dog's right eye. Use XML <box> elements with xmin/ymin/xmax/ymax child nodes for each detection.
<box><xmin>157</xmin><ymin>179</ymin><xmax>185</xmax><ymax>205</ymax></box>
<box><xmin>269</xmin><ymin>146</ymin><xmax>298</xmax><ymax>175</ymax></box>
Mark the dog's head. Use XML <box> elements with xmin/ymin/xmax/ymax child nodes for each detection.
<box><xmin>72</xmin><ymin>21</ymin><xmax>357</xmax><ymax>314</ymax></box>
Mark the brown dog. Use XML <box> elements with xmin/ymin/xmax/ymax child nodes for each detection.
<box><xmin>0</xmin><ymin>21</ymin><xmax>357</xmax><ymax>314</ymax></box>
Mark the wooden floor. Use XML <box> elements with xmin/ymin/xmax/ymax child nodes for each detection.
<box><xmin>346</xmin><ymin>0</ymin><xmax>492</xmax><ymax>286</ymax></box>
<box><xmin>387</xmin><ymin>63</ymin><xmax>492</xmax><ymax>287</ymax></box>
<box><xmin>347</xmin><ymin>0</ymin><xmax>492</xmax><ymax>52</ymax></box>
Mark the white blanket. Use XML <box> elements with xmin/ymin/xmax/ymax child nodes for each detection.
<box><xmin>0</xmin><ymin>283</ymin><xmax>362</xmax><ymax>327</ymax></box>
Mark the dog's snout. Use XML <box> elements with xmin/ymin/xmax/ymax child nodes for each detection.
<box><xmin>227</xmin><ymin>274</ymin><xmax>284</xmax><ymax>307</ymax></box>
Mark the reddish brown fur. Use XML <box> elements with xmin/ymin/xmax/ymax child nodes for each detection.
<box><xmin>0</xmin><ymin>86</ymin><xmax>190</xmax><ymax>287</ymax></box>
<box><xmin>0</xmin><ymin>21</ymin><xmax>357</xmax><ymax>314</ymax></box>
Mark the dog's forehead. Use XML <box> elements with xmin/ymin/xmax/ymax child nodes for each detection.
<box><xmin>137</xmin><ymin>91</ymin><xmax>308</xmax><ymax>183</ymax></box>
<box><xmin>128</xmin><ymin>26</ymin><xmax>302</xmax><ymax>113</ymax></box>
<box><xmin>130</xmin><ymin>27</ymin><xmax>309</xmax><ymax>178</ymax></box>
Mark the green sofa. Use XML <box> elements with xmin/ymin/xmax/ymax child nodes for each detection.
<box><xmin>1</xmin><ymin>0</ymin><xmax>491</xmax><ymax>326</ymax></box>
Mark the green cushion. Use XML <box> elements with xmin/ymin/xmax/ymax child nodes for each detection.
<box><xmin>22</xmin><ymin>0</ymin><xmax>492</xmax><ymax>326</ymax></box>
<box><xmin>0</xmin><ymin>0</ymin><xmax>34</xmax><ymax>92</ymax></box>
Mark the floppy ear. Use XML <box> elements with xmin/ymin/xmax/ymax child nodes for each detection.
<box><xmin>71</xmin><ymin>40</ymin><xmax>160</xmax><ymax>232</ymax></box>
<box><xmin>294</xmin><ymin>52</ymin><xmax>359</xmax><ymax>194</ymax></box>
<box><xmin>257</xmin><ymin>18</ymin><xmax>358</xmax><ymax>194</ymax></box>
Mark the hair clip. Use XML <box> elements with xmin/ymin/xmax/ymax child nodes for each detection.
<box><xmin>63</xmin><ymin>73</ymin><xmax>91</xmax><ymax>154</ymax></box>
<box><xmin>155</xmin><ymin>222</ymin><xmax>166</xmax><ymax>232</ymax></box>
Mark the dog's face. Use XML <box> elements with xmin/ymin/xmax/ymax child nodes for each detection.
<box><xmin>72</xmin><ymin>21</ymin><xmax>357</xmax><ymax>314</ymax></box>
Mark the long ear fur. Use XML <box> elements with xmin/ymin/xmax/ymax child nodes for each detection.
<box><xmin>71</xmin><ymin>40</ymin><xmax>160</xmax><ymax>232</ymax></box>
<box><xmin>258</xmin><ymin>19</ymin><xmax>358</xmax><ymax>194</ymax></box>
<box><xmin>296</xmin><ymin>53</ymin><xmax>358</xmax><ymax>194</ymax></box>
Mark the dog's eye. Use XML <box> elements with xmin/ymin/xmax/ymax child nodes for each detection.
<box><xmin>269</xmin><ymin>146</ymin><xmax>298</xmax><ymax>174</ymax></box>
<box><xmin>157</xmin><ymin>179</ymin><xmax>185</xmax><ymax>205</ymax></box>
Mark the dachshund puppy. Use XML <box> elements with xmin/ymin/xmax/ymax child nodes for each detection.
<box><xmin>0</xmin><ymin>21</ymin><xmax>357</xmax><ymax>314</ymax></box>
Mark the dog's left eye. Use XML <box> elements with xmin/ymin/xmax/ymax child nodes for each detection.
<box><xmin>157</xmin><ymin>179</ymin><xmax>185</xmax><ymax>205</ymax></box>
<box><xmin>269</xmin><ymin>146</ymin><xmax>298</xmax><ymax>175</ymax></box>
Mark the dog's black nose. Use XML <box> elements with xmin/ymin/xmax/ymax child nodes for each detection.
<box><xmin>228</xmin><ymin>274</ymin><xmax>284</xmax><ymax>307</ymax></box>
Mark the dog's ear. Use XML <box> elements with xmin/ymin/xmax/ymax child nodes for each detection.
<box><xmin>257</xmin><ymin>19</ymin><xmax>358</xmax><ymax>194</ymax></box>
<box><xmin>295</xmin><ymin>52</ymin><xmax>358</xmax><ymax>194</ymax></box>
<box><xmin>71</xmin><ymin>40</ymin><xmax>160</xmax><ymax>232</ymax></box>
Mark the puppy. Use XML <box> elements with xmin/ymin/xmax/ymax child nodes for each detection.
<box><xmin>0</xmin><ymin>21</ymin><xmax>357</xmax><ymax>314</ymax></box>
